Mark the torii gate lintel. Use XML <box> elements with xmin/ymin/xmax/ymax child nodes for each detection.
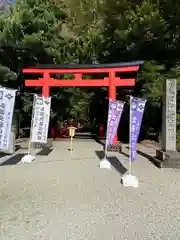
<box><xmin>22</xmin><ymin>61</ymin><xmax>144</xmax><ymax>144</ymax></box>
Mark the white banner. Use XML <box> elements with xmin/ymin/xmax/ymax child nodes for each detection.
<box><xmin>0</xmin><ymin>87</ymin><xmax>16</xmax><ymax>150</ymax></box>
<box><xmin>31</xmin><ymin>94</ymin><xmax>51</xmax><ymax>143</ymax></box>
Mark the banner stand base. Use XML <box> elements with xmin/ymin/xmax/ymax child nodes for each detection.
<box><xmin>21</xmin><ymin>154</ymin><xmax>35</xmax><ymax>164</ymax></box>
<box><xmin>121</xmin><ymin>174</ymin><xmax>139</xmax><ymax>188</ymax></box>
<box><xmin>100</xmin><ymin>158</ymin><xmax>111</xmax><ymax>169</ymax></box>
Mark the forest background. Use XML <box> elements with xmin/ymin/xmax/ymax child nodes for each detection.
<box><xmin>0</xmin><ymin>0</ymin><xmax>180</xmax><ymax>145</ymax></box>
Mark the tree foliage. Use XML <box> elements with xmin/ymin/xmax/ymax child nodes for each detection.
<box><xmin>0</xmin><ymin>0</ymin><xmax>180</xmax><ymax>143</ymax></box>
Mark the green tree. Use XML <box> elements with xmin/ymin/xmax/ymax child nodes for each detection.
<box><xmin>1</xmin><ymin>0</ymin><xmax>180</xmax><ymax>143</ymax></box>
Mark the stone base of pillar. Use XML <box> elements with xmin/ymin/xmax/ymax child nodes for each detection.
<box><xmin>156</xmin><ymin>149</ymin><xmax>180</xmax><ymax>169</ymax></box>
<box><xmin>107</xmin><ymin>143</ymin><xmax>123</xmax><ymax>152</ymax></box>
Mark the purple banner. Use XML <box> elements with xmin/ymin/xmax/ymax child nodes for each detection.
<box><xmin>130</xmin><ymin>96</ymin><xmax>147</xmax><ymax>162</ymax></box>
<box><xmin>106</xmin><ymin>99</ymin><xmax>124</xmax><ymax>147</ymax></box>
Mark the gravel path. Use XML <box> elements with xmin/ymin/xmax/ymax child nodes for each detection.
<box><xmin>0</xmin><ymin>140</ymin><xmax>180</xmax><ymax>240</ymax></box>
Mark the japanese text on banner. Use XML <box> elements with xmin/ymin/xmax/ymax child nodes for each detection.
<box><xmin>130</xmin><ymin>97</ymin><xmax>146</xmax><ymax>162</ymax></box>
<box><xmin>0</xmin><ymin>87</ymin><xmax>16</xmax><ymax>151</ymax></box>
<box><xmin>31</xmin><ymin>95</ymin><xmax>51</xmax><ymax>143</ymax></box>
<box><xmin>106</xmin><ymin>99</ymin><xmax>124</xmax><ymax>147</ymax></box>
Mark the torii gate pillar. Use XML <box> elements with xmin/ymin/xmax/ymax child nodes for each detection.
<box><xmin>23</xmin><ymin>61</ymin><xmax>143</xmax><ymax>145</ymax></box>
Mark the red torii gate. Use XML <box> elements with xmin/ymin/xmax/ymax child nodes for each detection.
<box><xmin>22</xmin><ymin>61</ymin><xmax>143</xmax><ymax>144</ymax></box>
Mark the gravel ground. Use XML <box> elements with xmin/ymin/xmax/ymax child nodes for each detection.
<box><xmin>0</xmin><ymin>140</ymin><xmax>180</xmax><ymax>240</ymax></box>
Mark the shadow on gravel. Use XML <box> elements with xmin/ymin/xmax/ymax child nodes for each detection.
<box><xmin>93</xmin><ymin>138</ymin><xmax>105</xmax><ymax>149</ymax></box>
<box><xmin>0</xmin><ymin>152</ymin><xmax>8</xmax><ymax>158</ymax></box>
<box><xmin>122</xmin><ymin>146</ymin><xmax>161</xmax><ymax>168</ymax></box>
<box><xmin>0</xmin><ymin>144</ymin><xmax>21</xmax><ymax>159</ymax></box>
<box><xmin>15</xmin><ymin>144</ymin><xmax>21</xmax><ymax>151</ymax></box>
<box><xmin>119</xmin><ymin>151</ymin><xmax>129</xmax><ymax>158</ymax></box>
<box><xmin>95</xmin><ymin>150</ymin><xmax>127</xmax><ymax>175</ymax></box>
<box><xmin>0</xmin><ymin>154</ymin><xmax>24</xmax><ymax>166</ymax></box>
<box><xmin>37</xmin><ymin>148</ymin><xmax>53</xmax><ymax>156</ymax></box>
<box><xmin>74</xmin><ymin>133</ymin><xmax>96</xmax><ymax>139</ymax></box>
<box><xmin>136</xmin><ymin>149</ymin><xmax>161</xmax><ymax>168</ymax></box>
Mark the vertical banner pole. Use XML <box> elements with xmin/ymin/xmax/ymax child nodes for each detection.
<box><xmin>129</xmin><ymin>96</ymin><xmax>132</xmax><ymax>175</ymax></box>
<box><xmin>70</xmin><ymin>136</ymin><xmax>73</xmax><ymax>153</ymax></box>
<box><xmin>104</xmin><ymin>141</ymin><xmax>107</xmax><ymax>159</ymax></box>
<box><xmin>27</xmin><ymin>138</ymin><xmax>31</xmax><ymax>155</ymax></box>
<box><xmin>27</xmin><ymin>94</ymin><xmax>35</xmax><ymax>156</ymax></box>
<box><xmin>100</xmin><ymin>99</ymin><xmax>125</xmax><ymax>169</ymax></box>
<box><xmin>122</xmin><ymin>96</ymin><xmax>147</xmax><ymax>188</ymax></box>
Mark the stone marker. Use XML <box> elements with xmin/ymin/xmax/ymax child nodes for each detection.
<box><xmin>156</xmin><ymin>78</ymin><xmax>180</xmax><ymax>168</ymax></box>
<box><xmin>162</xmin><ymin>79</ymin><xmax>176</xmax><ymax>151</ymax></box>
